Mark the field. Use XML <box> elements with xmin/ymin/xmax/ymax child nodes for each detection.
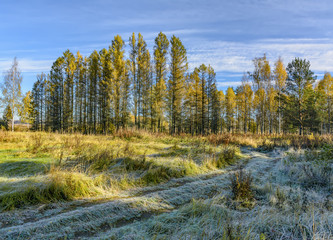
<box><xmin>0</xmin><ymin>131</ymin><xmax>332</xmax><ymax>239</ymax></box>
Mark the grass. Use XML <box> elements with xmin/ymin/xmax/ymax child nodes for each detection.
<box><xmin>0</xmin><ymin>130</ymin><xmax>332</xmax><ymax>239</ymax></box>
<box><xmin>0</xmin><ymin>170</ymin><xmax>100</xmax><ymax>211</ymax></box>
<box><xmin>1</xmin><ymin>130</ymin><xmax>331</xmax><ymax>211</ymax></box>
<box><xmin>0</xmin><ymin>130</ymin><xmax>242</xmax><ymax>210</ymax></box>
<box><xmin>94</xmin><ymin>144</ymin><xmax>332</xmax><ymax>240</ymax></box>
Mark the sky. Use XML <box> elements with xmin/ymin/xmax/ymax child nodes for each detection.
<box><xmin>1</xmin><ymin>0</ymin><xmax>333</xmax><ymax>94</ymax></box>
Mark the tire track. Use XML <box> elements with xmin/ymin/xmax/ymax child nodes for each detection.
<box><xmin>0</xmin><ymin>149</ymin><xmax>282</xmax><ymax>240</ymax></box>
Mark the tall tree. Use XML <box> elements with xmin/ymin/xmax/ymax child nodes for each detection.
<box><xmin>87</xmin><ymin>51</ymin><xmax>100</xmax><ymax>133</ymax></box>
<box><xmin>129</xmin><ymin>33</ymin><xmax>138</xmax><ymax>127</ymax></box>
<box><xmin>284</xmin><ymin>58</ymin><xmax>316</xmax><ymax>135</ymax></box>
<box><xmin>1</xmin><ymin>57</ymin><xmax>22</xmax><ymax>131</ymax></box>
<box><xmin>198</xmin><ymin>64</ymin><xmax>208</xmax><ymax>134</ymax></box>
<box><xmin>99</xmin><ymin>48</ymin><xmax>113</xmax><ymax>133</ymax></box>
<box><xmin>187</xmin><ymin>68</ymin><xmax>201</xmax><ymax>134</ymax></box>
<box><xmin>74</xmin><ymin>51</ymin><xmax>87</xmax><ymax>132</ymax></box>
<box><xmin>317</xmin><ymin>72</ymin><xmax>333</xmax><ymax>133</ymax></box>
<box><xmin>225</xmin><ymin>87</ymin><xmax>236</xmax><ymax>133</ymax></box>
<box><xmin>168</xmin><ymin>35</ymin><xmax>188</xmax><ymax>134</ymax></box>
<box><xmin>207</xmin><ymin>65</ymin><xmax>216</xmax><ymax>132</ymax></box>
<box><xmin>31</xmin><ymin>73</ymin><xmax>47</xmax><ymax>131</ymax></box>
<box><xmin>110</xmin><ymin>35</ymin><xmax>128</xmax><ymax>130</ymax></box>
<box><xmin>154</xmin><ymin>32</ymin><xmax>169</xmax><ymax>132</ymax></box>
<box><xmin>274</xmin><ymin>57</ymin><xmax>287</xmax><ymax>134</ymax></box>
<box><xmin>49</xmin><ymin>57</ymin><xmax>64</xmax><ymax>131</ymax></box>
<box><xmin>210</xmin><ymin>84</ymin><xmax>223</xmax><ymax>133</ymax></box>
<box><xmin>250</xmin><ymin>54</ymin><xmax>271</xmax><ymax>134</ymax></box>
<box><xmin>19</xmin><ymin>91</ymin><xmax>33</xmax><ymax>128</ymax></box>
<box><xmin>63</xmin><ymin>50</ymin><xmax>76</xmax><ymax>132</ymax></box>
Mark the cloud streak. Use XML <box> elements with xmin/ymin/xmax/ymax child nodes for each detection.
<box><xmin>187</xmin><ymin>38</ymin><xmax>333</xmax><ymax>74</ymax></box>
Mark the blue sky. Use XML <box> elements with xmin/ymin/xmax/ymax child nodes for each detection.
<box><xmin>1</xmin><ymin>0</ymin><xmax>333</xmax><ymax>94</ymax></box>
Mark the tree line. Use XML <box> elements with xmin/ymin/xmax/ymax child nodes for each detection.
<box><xmin>1</xmin><ymin>33</ymin><xmax>333</xmax><ymax>135</ymax></box>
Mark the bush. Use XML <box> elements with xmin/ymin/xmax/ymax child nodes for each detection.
<box><xmin>0</xmin><ymin>119</ymin><xmax>8</xmax><ymax>130</ymax></box>
<box><xmin>229</xmin><ymin>169</ymin><xmax>253</xmax><ymax>202</ymax></box>
<box><xmin>214</xmin><ymin>147</ymin><xmax>238</xmax><ymax>168</ymax></box>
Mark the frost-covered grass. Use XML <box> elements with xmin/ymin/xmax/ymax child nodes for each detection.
<box><xmin>89</xmin><ymin>147</ymin><xmax>332</xmax><ymax>240</ymax></box>
<box><xmin>0</xmin><ymin>130</ymin><xmax>332</xmax><ymax>239</ymax></box>
<box><xmin>0</xmin><ymin>131</ymin><xmax>241</xmax><ymax>211</ymax></box>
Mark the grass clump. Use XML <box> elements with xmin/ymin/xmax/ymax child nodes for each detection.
<box><xmin>0</xmin><ymin>169</ymin><xmax>100</xmax><ymax>211</ymax></box>
<box><xmin>229</xmin><ymin>169</ymin><xmax>254</xmax><ymax>209</ymax></box>
<box><xmin>212</xmin><ymin>146</ymin><xmax>238</xmax><ymax>168</ymax></box>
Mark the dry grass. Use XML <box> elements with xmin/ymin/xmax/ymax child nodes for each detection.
<box><xmin>0</xmin><ymin>130</ymin><xmax>332</xmax><ymax>239</ymax></box>
<box><xmin>0</xmin><ymin>130</ymin><xmax>242</xmax><ymax>210</ymax></box>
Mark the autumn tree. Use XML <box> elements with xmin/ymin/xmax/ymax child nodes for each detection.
<box><xmin>1</xmin><ymin>57</ymin><xmax>22</xmax><ymax>131</ymax></box>
<box><xmin>129</xmin><ymin>33</ymin><xmax>138</xmax><ymax>127</ymax></box>
<box><xmin>19</xmin><ymin>91</ymin><xmax>33</xmax><ymax>128</ymax></box>
<box><xmin>274</xmin><ymin>57</ymin><xmax>287</xmax><ymax>134</ymax></box>
<box><xmin>236</xmin><ymin>77</ymin><xmax>253</xmax><ymax>133</ymax></box>
<box><xmin>74</xmin><ymin>51</ymin><xmax>88</xmax><ymax>132</ymax></box>
<box><xmin>317</xmin><ymin>72</ymin><xmax>333</xmax><ymax>133</ymax></box>
<box><xmin>63</xmin><ymin>50</ymin><xmax>76</xmax><ymax>132</ymax></box>
<box><xmin>225</xmin><ymin>87</ymin><xmax>236</xmax><ymax>132</ymax></box>
<box><xmin>186</xmin><ymin>68</ymin><xmax>201</xmax><ymax>134</ymax></box>
<box><xmin>99</xmin><ymin>48</ymin><xmax>113</xmax><ymax>133</ymax></box>
<box><xmin>168</xmin><ymin>35</ymin><xmax>188</xmax><ymax>134</ymax></box>
<box><xmin>250</xmin><ymin>54</ymin><xmax>271</xmax><ymax>134</ymax></box>
<box><xmin>154</xmin><ymin>32</ymin><xmax>169</xmax><ymax>132</ymax></box>
<box><xmin>110</xmin><ymin>35</ymin><xmax>129</xmax><ymax>130</ymax></box>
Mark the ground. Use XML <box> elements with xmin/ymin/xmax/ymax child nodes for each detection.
<box><xmin>0</xmin><ymin>131</ymin><xmax>332</xmax><ymax>239</ymax></box>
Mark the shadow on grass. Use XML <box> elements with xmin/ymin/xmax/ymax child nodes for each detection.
<box><xmin>0</xmin><ymin>160</ymin><xmax>50</xmax><ymax>177</ymax></box>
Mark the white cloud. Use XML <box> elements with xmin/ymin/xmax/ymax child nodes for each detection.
<box><xmin>186</xmin><ymin>38</ymin><xmax>333</xmax><ymax>74</ymax></box>
<box><xmin>0</xmin><ymin>59</ymin><xmax>53</xmax><ymax>73</ymax></box>
<box><xmin>216</xmin><ymin>81</ymin><xmax>242</xmax><ymax>88</ymax></box>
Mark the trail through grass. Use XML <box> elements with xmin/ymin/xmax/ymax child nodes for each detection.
<box><xmin>0</xmin><ymin>131</ymin><xmax>332</xmax><ymax>239</ymax></box>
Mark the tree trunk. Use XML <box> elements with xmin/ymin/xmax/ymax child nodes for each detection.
<box><xmin>12</xmin><ymin>115</ymin><xmax>14</xmax><ymax>132</ymax></box>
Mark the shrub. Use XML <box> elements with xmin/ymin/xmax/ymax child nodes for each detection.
<box><xmin>229</xmin><ymin>169</ymin><xmax>253</xmax><ymax>202</ymax></box>
<box><xmin>214</xmin><ymin>147</ymin><xmax>238</xmax><ymax>168</ymax></box>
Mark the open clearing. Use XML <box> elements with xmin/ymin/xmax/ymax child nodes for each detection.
<box><xmin>0</xmin><ymin>132</ymin><xmax>332</xmax><ymax>239</ymax></box>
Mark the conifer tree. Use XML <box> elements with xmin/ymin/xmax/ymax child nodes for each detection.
<box><xmin>207</xmin><ymin>65</ymin><xmax>216</xmax><ymax>132</ymax></box>
<box><xmin>168</xmin><ymin>35</ymin><xmax>188</xmax><ymax>134</ymax></box>
<box><xmin>198</xmin><ymin>64</ymin><xmax>208</xmax><ymax>134</ymax></box>
<box><xmin>19</xmin><ymin>91</ymin><xmax>33</xmax><ymax>128</ymax></box>
<box><xmin>154</xmin><ymin>32</ymin><xmax>169</xmax><ymax>132</ymax></box>
<box><xmin>49</xmin><ymin>57</ymin><xmax>64</xmax><ymax>131</ymax></box>
<box><xmin>284</xmin><ymin>58</ymin><xmax>316</xmax><ymax>135</ymax></box>
<box><xmin>317</xmin><ymin>72</ymin><xmax>333</xmax><ymax>133</ymax></box>
<box><xmin>110</xmin><ymin>35</ymin><xmax>127</xmax><ymax>130</ymax></box>
<box><xmin>31</xmin><ymin>73</ymin><xmax>47</xmax><ymax>130</ymax></box>
<box><xmin>99</xmin><ymin>48</ymin><xmax>113</xmax><ymax>133</ymax></box>
<box><xmin>87</xmin><ymin>50</ymin><xmax>100</xmax><ymax>133</ymax></box>
<box><xmin>129</xmin><ymin>33</ymin><xmax>138</xmax><ymax>127</ymax></box>
<box><xmin>225</xmin><ymin>87</ymin><xmax>236</xmax><ymax>133</ymax></box>
<box><xmin>63</xmin><ymin>50</ymin><xmax>76</xmax><ymax>132</ymax></box>
<box><xmin>74</xmin><ymin>51</ymin><xmax>87</xmax><ymax>132</ymax></box>
<box><xmin>274</xmin><ymin>57</ymin><xmax>287</xmax><ymax>134</ymax></box>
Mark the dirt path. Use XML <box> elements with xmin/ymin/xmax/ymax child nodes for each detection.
<box><xmin>0</xmin><ymin>148</ymin><xmax>283</xmax><ymax>239</ymax></box>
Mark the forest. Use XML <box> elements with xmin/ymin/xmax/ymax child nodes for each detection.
<box><xmin>2</xmin><ymin>32</ymin><xmax>332</xmax><ymax>136</ymax></box>
<box><xmin>0</xmin><ymin>32</ymin><xmax>332</xmax><ymax>240</ymax></box>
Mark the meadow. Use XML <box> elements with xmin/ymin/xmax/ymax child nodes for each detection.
<box><xmin>0</xmin><ymin>130</ymin><xmax>332</xmax><ymax>239</ymax></box>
